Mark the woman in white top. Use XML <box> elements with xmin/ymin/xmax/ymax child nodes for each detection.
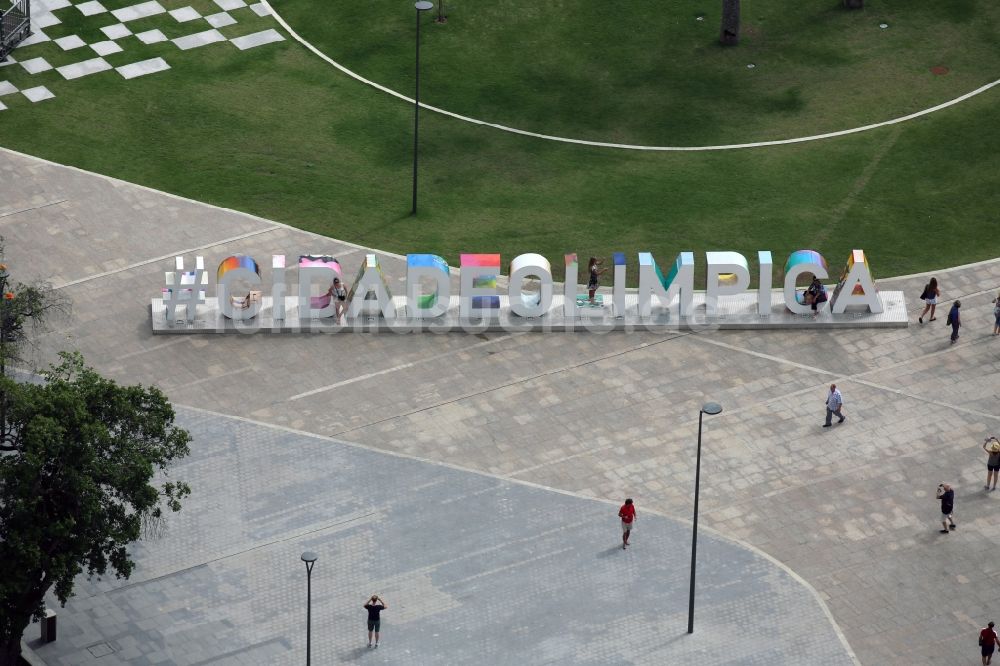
<box><xmin>325</xmin><ymin>277</ymin><xmax>349</xmax><ymax>323</ymax></box>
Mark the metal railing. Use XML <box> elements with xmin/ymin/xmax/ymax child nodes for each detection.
<box><xmin>1</xmin><ymin>0</ymin><xmax>31</xmax><ymax>62</ymax></box>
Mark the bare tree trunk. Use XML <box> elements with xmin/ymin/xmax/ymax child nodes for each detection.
<box><xmin>843</xmin><ymin>0</ymin><xmax>863</xmax><ymax>7</ymax></box>
<box><xmin>720</xmin><ymin>0</ymin><xmax>740</xmax><ymax>46</ymax></box>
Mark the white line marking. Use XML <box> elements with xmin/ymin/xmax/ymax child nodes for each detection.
<box><xmin>262</xmin><ymin>0</ymin><xmax>999</xmax><ymax>154</ymax></box>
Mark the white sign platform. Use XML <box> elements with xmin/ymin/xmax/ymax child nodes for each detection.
<box><xmin>150</xmin><ymin>290</ymin><xmax>908</xmax><ymax>334</ymax></box>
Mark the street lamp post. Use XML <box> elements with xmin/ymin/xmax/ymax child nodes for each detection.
<box><xmin>301</xmin><ymin>552</ymin><xmax>317</xmax><ymax>665</ymax></box>
<box><xmin>687</xmin><ymin>401</ymin><xmax>722</xmax><ymax>635</ymax></box>
<box><xmin>411</xmin><ymin>1</ymin><xmax>434</xmax><ymax>215</ymax></box>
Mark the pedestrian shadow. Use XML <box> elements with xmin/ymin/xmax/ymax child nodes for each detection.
<box><xmin>596</xmin><ymin>545</ymin><xmax>624</xmax><ymax>558</ymax></box>
<box><xmin>339</xmin><ymin>646</ymin><xmax>370</xmax><ymax>661</ymax></box>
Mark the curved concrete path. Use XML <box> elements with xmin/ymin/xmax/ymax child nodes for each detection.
<box><xmin>4</xmin><ymin>147</ymin><xmax>1000</xmax><ymax>664</ymax></box>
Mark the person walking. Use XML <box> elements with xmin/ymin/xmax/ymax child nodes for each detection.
<box><xmin>981</xmin><ymin>621</ymin><xmax>1000</xmax><ymax>665</ymax></box>
<box><xmin>587</xmin><ymin>257</ymin><xmax>607</xmax><ymax>306</ymax></box>
<box><xmin>364</xmin><ymin>595</ymin><xmax>387</xmax><ymax>648</ymax></box>
<box><xmin>823</xmin><ymin>384</ymin><xmax>845</xmax><ymax>427</ymax></box>
<box><xmin>992</xmin><ymin>292</ymin><xmax>1000</xmax><ymax>336</ymax></box>
<box><xmin>618</xmin><ymin>498</ymin><xmax>636</xmax><ymax>549</ymax></box>
<box><xmin>984</xmin><ymin>437</ymin><xmax>1000</xmax><ymax>491</ymax></box>
<box><xmin>947</xmin><ymin>300</ymin><xmax>962</xmax><ymax>344</ymax></box>
<box><xmin>936</xmin><ymin>483</ymin><xmax>956</xmax><ymax>533</ymax></box>
<box><xmin>918</xmin><ymin>277</ymin><xmax>940</xmax><ymax>324</ymax></box>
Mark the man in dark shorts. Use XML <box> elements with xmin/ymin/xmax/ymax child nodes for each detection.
<box><xmin>981</xmin><ymin>621</ymin><xmax>999</xmax><ymax>665</ymax></box>
<box><xmin>618</xmin><ymin>498</ymin><xmax>636</xmax><ymax>549</ymax></box>
<box><xmin>984</xmin><ymin>437</ymin><xmax>1000</xmax><ymax>491</ymax></box>
<box><xmin>936</xmin><ymin>483</ymin><xmax>956</xmax><ymax>534</ymax></box>
<box><xmin>364</xmin><ymin>595</ymin><xmax>387</xmax><ymax>648</ymax></box>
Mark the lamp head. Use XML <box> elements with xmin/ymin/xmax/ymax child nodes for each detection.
<box><xmin>301</xmin><ymin>551</ymin><xmax>318</xmax><ymax>564</ymax></box>
<box><xmin>701</xmin><ymin>402</ymin><xmax>723</xmax><ymax>416</ymax></box>
<box><xmin>415</xmin><ymin>1</ymin><xmax>433</xmax><ymax>10</ymax></box>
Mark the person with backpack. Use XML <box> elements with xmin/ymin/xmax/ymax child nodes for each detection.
<box><xmin>980</xmin><ymin>621</ymin><xmax>999</xmax><ymax>665</ymax></box>
<box><xmin>918</xmin><ymin>277</ymin><xmax>940</xmax><ymax>324</ymax></box>
<box><xmin>992</xmin><ymin>292</ymin><xmax>1000</xmax><ymax>336</ymax></box>
<box><xmin>947</xmin><ymin>300</ymin><xmax>962</xmax><ymax>344</ymax></box>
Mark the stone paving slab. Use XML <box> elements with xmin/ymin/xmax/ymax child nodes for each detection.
<box><xmin>21</xmin><ymin>86</ymin><xmax>54</xmax><ymax>102</ymax></box>
<box><xmin>116</xmin><ymin>57</ymin><xmax>170</xmax><ymax>80</ymax></box>
<box><xmin>134</xmin><ymin>29</ymin><xmax>168</xmax><ymax>45</ymax></box>
<box><xmin>53</xmin><ymin>35</ymin><xmax>87</xmax><ymax>51</ymax></box>
<box><xmin>20</xmin><ymin>57</ymin><xmax>53</xmax><ymax>74</ymax></box>
<box><xmin>0</xmin><ymin>80</ymin><xmax>18</xmax><ymax>95</ymax></box>
<box><xmin>230</xmin><ymin>28</ymin><xmax>284</xmax><ymax>50</ymax></box>
<box><xmin>167</xmin><ymin>6</ymin><xmax>200</xmax><ymax>22</ymax></box>
<box><xmin>29</xmin><ymin>409</ymin><xmax>856</xmax><ymax>665</ymax></box>
<box><xmin>110</xmin><ymin>0</ymin><xmax>166</xmax><ymax>22</ymax></box>
<box><xmin>57</xmin><ymin>57</ymin><xmax>112</xmax><ymax>80</ymax></box>
<box><xmin>76</xmin><ymin>0</ymin><xmax>107</xmax><ymax>16</ymax></box>
<box><xmin>172</xmin><ymin>29</ymin><xmax>226</xmax><ymax>51</ymax></box>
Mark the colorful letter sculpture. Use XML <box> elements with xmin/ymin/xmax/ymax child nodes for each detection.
<box><xmin>218</xmin><ymin>255</ymin><xmax>262</xmax><ymax>320</ymax></box>
<box><xmin>407</xmin><ymin>254</ymin><xmax>451</xmax><ymax>318</ymax></box>
<box><xmin>638</xmin><ymin>251</ymin><xmax>694</xmax><ymax>317</ymax></box>
<box><xmin>783</xmin><ymin>250</ymin><xmax>828</xmax><ymax>315</ymax></box>
<box><xmin>830</xmin><ymin>249</ymin><xmax>882</xmax><ymax>314</ymax></box>
<box><xmin>460</xmin><ymin>254</ymin><xmax>501</xmax><ymax>318</ymax></box>
<box><xmin>298</xmin><ymin>255</ymin><xmax>342</xmax><ymax>319</ymax></box>
<box><xmin>163</xmin><ymin>255</ymin><xmax>207</xmax><ymax>322</ymax></box>
<box><xmin>348</xmin><ymin>253</ymin><xmax>396</xmax><ymax>320</ymax></box>
<box><xmin>509</xmin><ymin>253</ymin><xmax>553</xmax><ymax>317</ymax></box>
<box><xmin>705</xmin><ymin>251</ymin><xmax>750</xmax><ymax>315</ymax></box>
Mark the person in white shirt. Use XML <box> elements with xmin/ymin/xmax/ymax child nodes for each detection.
<box><xmin>823</xmin><ymin>384</ymin><xmax>845</xmax><ymax>427</ymax></box>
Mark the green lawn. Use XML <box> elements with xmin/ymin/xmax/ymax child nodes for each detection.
<box><xmin>0</xmin><ymin>0</ymin><xmax>997</xmax><ymax>283</ymax></box>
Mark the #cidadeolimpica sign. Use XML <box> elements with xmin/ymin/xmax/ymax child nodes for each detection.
<box><xmin>150</xmin><ymin>248</ymin><xmax>908</xmax><ymax>333</ymax></box>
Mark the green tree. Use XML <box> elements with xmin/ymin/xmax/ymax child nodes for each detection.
<box><xmin>720</xmin><ymin>0</ymin><xmax>740</xmax><ymax>46</ymax></box>
<box><xmin>0</xmin><ymin>353</ymin><xmax>191</xmax><ymax>665</ymax></box>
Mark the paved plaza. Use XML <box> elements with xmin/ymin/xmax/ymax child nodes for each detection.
<box><xmin>4</xmin><ymin>147</ymin><xmax>1000</xmax><ymax>664</ymax></box>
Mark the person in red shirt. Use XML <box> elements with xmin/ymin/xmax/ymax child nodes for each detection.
<box><xmin>981</xmin><ymin>621</ymin><xmax>1000</xmax><ymax>665</ymax></box>
<box><xmin>618</xmin><ymin>498</ymin><xmax>636</xmax><ymax>549</ymax></box>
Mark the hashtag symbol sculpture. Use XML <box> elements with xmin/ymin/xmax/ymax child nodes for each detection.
<box><xmin>163</xmin><ymin>256</ymin><xmax>207</xmax><ymax>323</ymax></box>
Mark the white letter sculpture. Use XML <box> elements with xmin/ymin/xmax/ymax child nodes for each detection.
<box><xmin>638</xmin><ymin>252</ymin><xmax>694</xmax><ymax>317</ymax></box>
<box><xmin>509</xmin><ymin>253</ymin><xmax>553</xmax><ymax>318</ymax></box>
<box><xmin>271</xmin><ymin>255</ymin><xmax>286</xmax><ymax>321</ymax></box>
<box><xmin>163</xmin><ymin>256</ymin><xmax>207</xmax><ymax>323</ymax></box>
<box><xmin>757</xmin><ymin>251</ymin><xmax>773</xmax><ymax>316</ymax></box>
<box><xmin>459</xmin><ymin>254</ymin><xmax>501</xmax><ymax>319</ymax></box>
<box><xmin>830</xmin><ymin>249</ymin><xmax>883</xmax><ymax>314</ymax></box>
<box><xmin>348</xmin><ymin>253</ymin><xmax>396</xmax><ymax>320</ymax></box>
<box><xmin>705</xmin><ymin>251</ymin><xmax>750</xmax><ymax>315</ymax></box>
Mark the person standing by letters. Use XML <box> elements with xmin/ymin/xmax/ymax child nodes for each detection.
<box><xmin>364</xmin><ymin>595</ymin><xmax>387</xmax><ymax>648</ymax></box>
<box><xmin>936</xmin><ymin>483</ymin><xmax>956</xmax><ymax>534</ymax></box>
<box><xmin>823</xmin><ymin>384</ymin><xmax>845</xmax><ymax>427</ymax></box>
<box><xmin>618</xmin><ymin>498</ymin><xmax>636</xmax><ymax>549</ymax></box>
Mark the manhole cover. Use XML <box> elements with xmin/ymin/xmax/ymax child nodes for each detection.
<box><xmin>87</xmin><ymin>642</ymin><xmax>116</xmax><ymax>658</ymax></box>
<box><xmin>930</xmin><ymin>65</ymin><xmax>949</xmax><ymax>75</ymax></box>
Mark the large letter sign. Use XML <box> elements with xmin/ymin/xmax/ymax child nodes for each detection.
<box><xmin>638</xmin><ymin>252</ymin><xmax>694</xmax><ymax>317</ymax></box>
<box><xmin>298</xmin><ymin>255</ymin><xmax>342</xmax><ymax>320</ymax></box>
<box><xmin>460</xmin><ymin>254</ymin><xmax>501</xmax><ymax>318</ymax></box>
<box><xmin>406</xmin><ymin>254</ymin><xmax>450</xmax><ymax>318</ymax></box>
<box><xmin>783</xmin><ymin>250</ymin><xmax>828</xmax><ymax>315</ymax></box>
<box><xmin>509</xmin><ymin>253</ymin><xmax>553</xmax><ymax>317</ymax></box>
<box><xmin>348</xmin><ymin>253</ymin><xmax>396</xmax><ymax>320</ymax></box>
<box><xmin>153</xmin><ymin>246</ymin><xmax>902</xmax><ymax>333</ymax></box>
<box><xmin>218</xmin><ymin>255</ymin><xmax>262</xmax><ymax>320</ymax></box>
<box><xmin>705</xmin><ymin>252</ymin><xmax>750</xmax><ymax>315</ymax></box>
<box><xmin>830</xmin><ymin>249</ymin><xmax>882</xmax><ymax>314</ymax></box>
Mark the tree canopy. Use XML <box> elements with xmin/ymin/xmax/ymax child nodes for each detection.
<box><xmin>0</xmin><ymin>353</ymin><xmax>191</xmax><ymax>665</ymax></box>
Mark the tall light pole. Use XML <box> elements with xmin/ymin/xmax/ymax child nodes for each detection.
<box><xmin>412</xmin><ymin>1</ymin><xmax>434</xmax><ymax>215</ymax></box>
<box><xmin>688</xmin><ymin>402</ymin><xmax>722</xmax><ymax>634</ymax></box>
<box><xmin>301</xmin><ymin>552</ymin><xmax>317</xmax><ymax>665</ymax></box>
